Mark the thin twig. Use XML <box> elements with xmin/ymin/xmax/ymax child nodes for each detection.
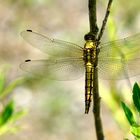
<box><xmin>97</xmin><ymin>0</ymin><xmax>113</xmax><ymax>42</ymax></box>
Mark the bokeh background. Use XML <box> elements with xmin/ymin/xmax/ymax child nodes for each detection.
<box><xmin>0</xmin><ymin>0</ymin><xmax>140</xmax><ymax>140</ymax></box>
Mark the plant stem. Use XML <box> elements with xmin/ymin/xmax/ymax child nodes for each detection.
<box><xmin>97</xmin><ymin>0</ymin><xmax>113</xmax><ymax>42</ymax></box>
<box><xmin>93</xmin><ymin>67</ymin><xmax>104</xmax><ymax>140</ymax></box>
<box><xmin>87</xmin><ymin>0</ymin><xmax>114</xmax><ymax>140</ymax></box>
<box><xmin>87</xmin><ymin>0</ymin><xmax>104</xmax><ymax>140</ymax></box>
<box><xmin>88</xmin><ymin>0</ymin><xmax>98</xmax><ymax>36</ymax></box>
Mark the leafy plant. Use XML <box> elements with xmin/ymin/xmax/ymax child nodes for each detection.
<box><xmin>121</xmin><ymin>83</ymin><xmax>140</xmax><ymax>140</ymax></box>
<box><xmin>0</xmin><ymin>67</ymin><xmax>27</xmax><ymax>135</ymax></box>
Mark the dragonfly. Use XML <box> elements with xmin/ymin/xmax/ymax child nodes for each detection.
<box><xmin>20</xmin><ymin>30</ymin><xmax>140</xmax><ymax>114</ymax></box>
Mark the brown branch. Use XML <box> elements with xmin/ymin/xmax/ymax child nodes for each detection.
<box><xmin>85</xmin><ymin>0</ymin><xmax>99</xmax><ymax>39</ymax></box>
<box><xmin>93</xmin><ymin>67</ymin><xmax>104</xmax><ymax>140</ymax></box>
<box><xmin>88</xmin><ymin>0</ymin><xmax>99</xmax><ymax>36</ymax></box>
<box><xmin>97</xmin><ymin>0</ymin><xmax>113</xmax><ymax>42</ymax></box>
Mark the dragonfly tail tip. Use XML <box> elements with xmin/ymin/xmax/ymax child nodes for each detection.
<box><xmin>85</xmin><ymin>109</ymin><xmax>89</xmax><ymax>114</ymax></box>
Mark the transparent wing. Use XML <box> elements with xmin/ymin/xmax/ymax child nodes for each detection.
<box><xmin>99</xmin><ymin>33</ymin><xmax>140</xmax><ymax>57</ymax></box>
<box><xmin>98</xmin><ymin>33</ymin><xmax>140</xmax><ymax>79</ymax></box>
<box><xmin>20</xmin><ymin>58</ymin><xmax>84</xmax><ymax>80</ymax></box>
<box><xmin>21</xmin><ymin>30</ymin><xmax>83</xmax><ymax>58</ymax></box>
<box><xmin>98</xmin><ymin>58</ymin><xmax>140</xmax><ymax>80</ymax></box>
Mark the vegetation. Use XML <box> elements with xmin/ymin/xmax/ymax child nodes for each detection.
<box><xmin>0</xmin><ymin>0</ymin><xmax>139</xmax><ymax>140</ymax></box>
<box><xmin>122</xmin><ymin>83</ymin><xmax>140</xmax><ymax>139</ymax></box>
<box><xmin>0</xmin><ymin>67</ymin><xmax>27</xmax><ymax>135</ymax></box>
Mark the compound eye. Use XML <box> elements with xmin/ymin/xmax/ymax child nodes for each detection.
<box><xmin>84</xmin><ymin>33</ymin><xmax>96</xmax><ymax>41</ymax></box>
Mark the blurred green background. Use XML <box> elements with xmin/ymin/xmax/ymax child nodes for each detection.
<box><xmin>0</xmin><ymin>0</ymin><xmax>140</xmax><ymax>140</ymax></box>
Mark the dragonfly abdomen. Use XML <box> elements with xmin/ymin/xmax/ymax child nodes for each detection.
<box><xmin>83</xmin><ymin>40</ymin><xmax>96</xmax><ymax>114</ymax></box>
<box><xmin>85</xmin><ymin>64</ymin><xmax>94</xmax><ymax>114</ymax></box>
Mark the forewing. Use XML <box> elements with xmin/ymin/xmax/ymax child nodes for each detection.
<box><xmin>99</xmin><ymin>33</ymin><xmax>140</xmax><ymax>58</ymax></box>
<box><xmin>20</xmin><ymin>58</ymin><xmax>84</xmax><ymax>80</ymax></box>
<box><xmin>21</xmin><ymin>30</ymin><xmax>83</xmax><ymax>58</ymax></box>
<box><xmin>98</xmin><ymin>33</ymin><xmax>140</xmax><ymax>80</ymax></box>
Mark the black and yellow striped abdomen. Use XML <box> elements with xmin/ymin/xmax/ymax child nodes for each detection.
<box><xmin>83</xmin><ymin>40</ymin><xmax>97</xmax><ymax>114</ymax></box>
<box><xmin>85</xmin><ymin>63</ymin><xmax>94</xmax><ymax>113</ymax></box>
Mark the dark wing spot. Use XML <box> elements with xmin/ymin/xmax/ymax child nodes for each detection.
<box><xmin>25</xmin><ymin>59</ymin><xmax>31</xmax><ymax>62</ymax></box>
<box><xmin>26</xmin><ymin>30</ymin><xmax>32</xmax><ymax>32</ymax></box>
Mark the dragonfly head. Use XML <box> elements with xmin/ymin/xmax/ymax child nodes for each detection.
<box><xmin>84</xmin><ymin>33</ymin><xmax>96</xmax><ymax>41</ymax></box>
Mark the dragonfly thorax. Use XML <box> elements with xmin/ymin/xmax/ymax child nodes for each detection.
<box><xmin>84</xmin><ymin>40</ymin><xmax>96</xmax><ymax>49</ymax></box>
<box><xmin>83</xmin><ymin>40</ymin><xmax>97</xmax><ymax>65</ymax></box>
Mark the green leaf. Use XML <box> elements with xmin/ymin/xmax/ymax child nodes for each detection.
<box><xmin>132</xmin><ymin>83</ymin><xmax>140</xmax><ymax>113</ymax></box>
<box><xmin>130</xmin><ymin>125</ymin><xmax>140</xmax><ymax>138</ymax></box>
<box><xmin>121</xmin><ymin>102</ymin><xmax>136</xmax><ymax>126</ymax></box>
<box><xmin>0</xmin><ymin>71</ymin><xmax>5</xmax><ymax>94</ymax></box>
<box><xmin>107</xmin><ymin>16</ymin><xmax>117</xmax><ymax>40</ymax></box>
<box><xmin>0</xmin><ymin>65</ymin><xmax>11</xmax><ymax>95</ymax></box>
<box><xmin>0</xmin><ymin>78</ymin><xmax>24</xmax><ymax>99</ymax></box>
<box><xmin>0</xmin><ymin>105</ymin><xmax>28</xmax><ymax>135</ymax></box>
<box><xmin>0</xmin><ymin>100</ymin><xmax>14</xmax><ymax>126</ymax></box>
<box><xmin>10</xmin><ymin>108</ymin><xmax>28</xmax><ymax>123</ymax></box>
